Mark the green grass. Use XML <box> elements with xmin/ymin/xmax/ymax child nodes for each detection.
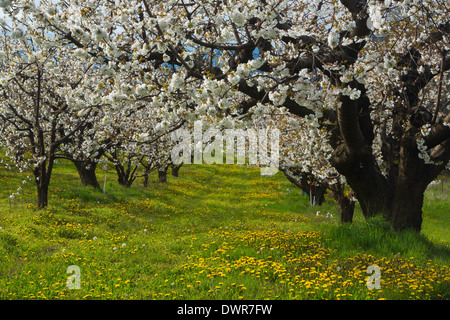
<box><xmin>0</xmin><ymin>161</ymin><xmax>448</xmax><ymax>300</ymax></box>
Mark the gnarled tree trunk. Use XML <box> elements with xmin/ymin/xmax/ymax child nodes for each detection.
<box><xmin>115</xmin><ymin>162</ymin><xmax>136</xmax><ymax>187</ymax></box>
<box><xmin>73</xmin><ymin>159</ymin><xmax>101</xmax><ymax>189</ymax></box>
<box><xmin>389</xmin><ymin>129</ymin><xmax>448</xmax><ymax>231</ymax></box>
<box><xmin>332</xmin><ymin>127</ymin><xmax>449</xmax><ymax>232</ymax></box>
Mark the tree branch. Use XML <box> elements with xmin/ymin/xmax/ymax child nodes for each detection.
<box><xmin>340</xmin><ymin>0</ymin><xmax>371</xmax><ymax>37</ymax></box>
<box><xmin>424</xmin><ymin>113</ymin><xmax>450</xmax><ymax>150</ymax></box>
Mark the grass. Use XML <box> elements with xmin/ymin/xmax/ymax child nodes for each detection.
<box><xmin>0</xmin><ymin>161</ymin><xmax>448</xmax><ymax>300</ymax></box>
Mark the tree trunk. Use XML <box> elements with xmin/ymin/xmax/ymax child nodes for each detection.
<box><xmin>331</xmin><ymin>144</ymin><xmax>394</xmax><ymax>220</ymax></box>
<box><xmin>73</xmin><ymin>160</ymin><xmax>101</xmax><ymax>189</ymax></box>
<box><xmin>339</xmin><ymin>198</ymin><xmax>355</xmax><ymax>224</ymax></box>
<box><xmin>331</xmin><ymin>183</ymin><xmax>355</xmax><ymax>224</ymax></box>
<box><xmin>115</xmin><ymin>163</ymin><xmax>134</xmax><ymax>187</ymax></box>
<box><xmin>37</xmin><ymin>179</ymin><xmax>49</xmax><ymax>209</ymax></box>
<box><xmin>143</xmin><ymin>172</ymin><xmax>149</xmax><ymax>187</ymax></box>
<box><xmin>332</xmin><ymin>127</ymin><xmax>448</xmax><ymax>231</ymax></box>
<box><xmin>158</xmin><ymin>166</ymin><xmax>169</xmax><ymax>183</ymax></box>
<box><xmin>390</xmin><ymin>184</ymin><xmax>425</xmax><ymax>231</ymax></box>
<box><xmin>33</xmin><ymin>158</ymin><xmax>54</xmax><ymax>209</ymax></box>
<box><xmin>388</xmin><ymin>129</ymin><xmax>433</xmax><ymax>231</ymax></box>
<box><xmin>158</xmin><ymin>171</ymin><xmax>166</xmax><ymax>183</ymax></box>
<box><xmin>171</xmin><ymin>164</ymin><xmax>182</xmax><ymax>177</ymax></box>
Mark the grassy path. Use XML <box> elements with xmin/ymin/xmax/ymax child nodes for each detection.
<box><xmin>0</xmin><ymin>162</ymin><xmax>448</xmax><ymax>299</ymax></box>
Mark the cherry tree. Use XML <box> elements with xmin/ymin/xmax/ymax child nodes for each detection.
<box><xmin>273</xmin><ymin>111</ymin><xmax>356</xmax><ymax>222</ymax></box>
<box><xmin>99</xmin><ymin>95</ymin><xmax>186</xmax><ymax>187</ymax></box>
<box><xmin>56</xmin><ymin>108</ymin><xmax>108</xmax><ymax>189</ymax></box>
<box><xmin>7</xmin><ymin>0</ymin><xmax>450</xmax><ymax>231</ymax></box>
<box><xmin>0</xmin><ymin>27</ymin><xmax>104</xmax><ymax>207</ymax></box>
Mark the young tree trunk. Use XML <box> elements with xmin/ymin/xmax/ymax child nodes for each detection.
<box><xmin>33</xmin><ymin>158</ymin><xmax>54</xmax><ymax>209</ymax></box>
<box><xmin>73</xmin><ymin>160</ymin><xmax>101</xmax><ymax>189</ymax></box>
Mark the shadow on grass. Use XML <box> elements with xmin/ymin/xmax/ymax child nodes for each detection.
<box><xmin>323</xmin><ymin>216</ymin><xmax>450</xmax><ymax>264</ymax></box>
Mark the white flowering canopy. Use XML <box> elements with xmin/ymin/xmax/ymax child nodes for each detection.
<box><xmin>0</xmin><ymin>0</ymin><xmax>449</xmax><ymax>228</ymax></box>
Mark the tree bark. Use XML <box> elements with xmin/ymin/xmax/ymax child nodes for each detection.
<box><xmin>143</xmin><ymin>172</ymin><xmax>149</xmax><ymax>187</ymax></box>
<box><xmin>333</xmin><ymin>124</ymin><xmax>449</xmax><ymax>232</ymax></box>
<box><xmin>111</xmin><ymin>154</ymin><xmax>141</xmax><ymax>188</ymax></box>
<box><xmin>389</xmin><ymin>129</ymin><xmax>435</xmax><ymax>231</ymax></box>
<box><xmin>330</xmin><ymin>183</ymin><xmax>355</xmax><ymax>224</ymax></box>
<box><xmin>33</xmin><ymin>158</ymin><xmax>54</xmax><ymax>209</ymax></box>
<box><xmin>390</xmin><ymin>184</ymin><xmax>425</xmax><ymax>232</ymax></box>
<box><xmin>158</xmin><ymin>167</ymin><xmax>168</xmax><ymax>183</ymax></box>
<box><xmin>115</xmin><ymin>163</ymin><xmax>135</xmax><ymax>187</ymax></box>
<box><xmin>331</xmin><ymin>142</ymin><xmax>396</xmax><ymax>220</ymax></box>
<box><xmin>171</xmin><ymin>164</ymin><xmax>182</xmax><ymax>177</ymax></box>
<box><xmin>73</xmin><ymin>159</ymin><xmax>101</xmax><ymax>189</ymax></box>
<box><xmin>37</xmin><ymin>178</ymin><xmax>49</xmax><ymax>209</ymax></box>
<box><xmin>339</xmin><ymin>197</ymin><xmax>355</xmax><ymax>224</ymax></box>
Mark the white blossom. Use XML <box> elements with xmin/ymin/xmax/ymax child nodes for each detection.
<box><xmin>327</xmin><ymin>32</ymin><xmax>340</xmax><ymax>49</ymax></box>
